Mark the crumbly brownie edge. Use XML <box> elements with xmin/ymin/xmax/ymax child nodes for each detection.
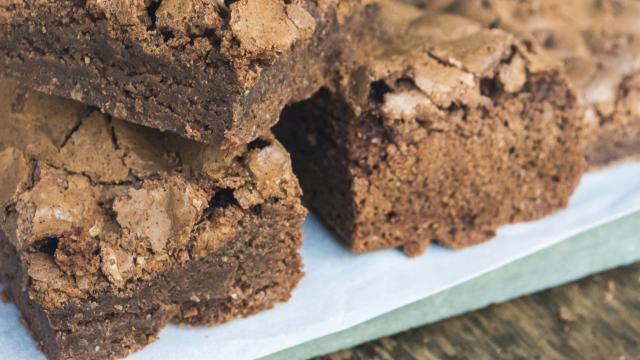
<box><xmin>0</xmin><ymin>198</ymin><xmax>303</xmax><ymax>360</ymax></box>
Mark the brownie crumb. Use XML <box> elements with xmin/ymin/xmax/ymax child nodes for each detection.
<box><xmin>559</xmin><ymin>306</ymin><xmax>576</xmax><ymax>323</ymax></box>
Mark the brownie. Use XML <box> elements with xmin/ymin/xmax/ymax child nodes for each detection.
<box><xmin>0</xmin><ymin>79</ymin><xmax>306</xmax><ymax>360</ymax></box>
<box><xmin>275</xmin><ymin>2</ymin><xmax>585</xmax><ymax>256</ymax></box>
<box><xmin>445</xmin><ymin>0</ymin><xmax>640</xmax><ymax>167</ymax></box>
<box><xmin>0</xmin><ymin>0</ymin><xmax>371</xmax><ymax>146</ymax></box>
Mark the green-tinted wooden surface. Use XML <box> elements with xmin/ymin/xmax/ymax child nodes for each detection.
<box><xmin>325</xmin><ymin>262</ymin><xmax>640</xmax><ymax>359</ymax></box>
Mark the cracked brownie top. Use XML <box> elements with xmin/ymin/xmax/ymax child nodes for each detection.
<box><xmin>0</xmin><ymin>79</ymin><xmax>305</xmax><ymax>310</ymax></box>
<box><xmin>338</xmin><ymin>5</ymin><xmax>563</xmax><ymax>119</ymax></box>
<box><xmin>447</xmin><ymin>0</ymin><xmax>640</xmax><ymax>147</ymax></box>
<box><xmin>1</xmin><ymin>0</ymin><xmax>357</xmax><ymax>76</ymax></box>
<box><xmin>450</xmin><ymin>0</ymin><xmax>640</xmax><ymax>104</ymax></box>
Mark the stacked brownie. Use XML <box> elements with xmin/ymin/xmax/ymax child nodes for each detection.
<box><xmin>276</xmin><ymin>1</ymin><xmax>585</xmax><ymax>255</ymax></box>
<box><xmin>0</xmin><ymin>78</ymin><xmax>308</xmax><ymax>358</ymax></box>
<box><xmin>0</xmin><ymin>0</ymin><xmax>601</xmax><ymax>358</ymax></box>
<box><xmin>443</xmin><ymin>0</ymin><xmax>640</xmax><ymax>166</ymax></box>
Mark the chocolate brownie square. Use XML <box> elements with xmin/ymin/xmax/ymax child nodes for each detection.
<box><xmin>0</xmin><ymin>79</ymin><xmax>306</xmax><ymax>359</ymax></box>
<box><xmin>275</xmin><ymin>3</ymin><xmax>585</xmax><ymax>256</ymax></box>
<box><xmin>0</xmin><ymin>0</ymin><xmax>371</xmax><ymax>146</ymax></box>
<box><xmin>447</xmin><ymin>0</ymin><xmax>640</xmax><ymax>166</ymax></box>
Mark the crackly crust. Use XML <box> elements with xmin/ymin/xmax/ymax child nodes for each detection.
<box><xmin>445</xmin><ymin>0</ymin><xmax>640</xmax><ymax>167</ymax></box>
<box><xmin>0</xmin><ymin>79</ymin><xmax>306</xmax><ymax>359</ymax></box>
<box><xmin>276</xmin><ymin>2</ymin><xmax>585</xmax><ymax>256</ymax></box>
<box><xmin>0</xmin><ymin>0</ymin><xmax>342</xmax><ymax>78</ymax></box>
<box><xmin>0</xmin><ymin>0</ymin><xmax>369</xmax><ymax>146</ymax></box>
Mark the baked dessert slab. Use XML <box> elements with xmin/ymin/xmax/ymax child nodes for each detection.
<box><xmin>0</xmin><ymin>0</ymin><xmax>369</xmax><ymax>146</ymax></box>
<box><xmin>0</xmin><ymin>79</ymin><xmax>306</xmax><ymax>360</ymax></box>
<box><xmin>446</xmin><ymin>0</ymin><xmax>640</xmax><ymax>167</ymax></box>
<box><xmin>275</xmin><ymin>3</ymin><xmax>585</xmax><ymax>256</ymax></box>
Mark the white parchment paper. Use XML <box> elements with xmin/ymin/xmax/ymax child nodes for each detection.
<box><xmin>1</xmin><ymin>161</ymin><xmax>639</xmax><ymax>360</ymax></box>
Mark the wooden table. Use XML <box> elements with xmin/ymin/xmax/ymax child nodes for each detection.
<box><xmin>323</xmin><ymin>262</ymin><xmax>640</xmax><ymax>359</ymax></box>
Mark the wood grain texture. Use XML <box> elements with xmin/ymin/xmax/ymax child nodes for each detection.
<box><xmin>322</xmin><ymin>263</ymin><xmax>640</xmax><ymax>359</ymax></box>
